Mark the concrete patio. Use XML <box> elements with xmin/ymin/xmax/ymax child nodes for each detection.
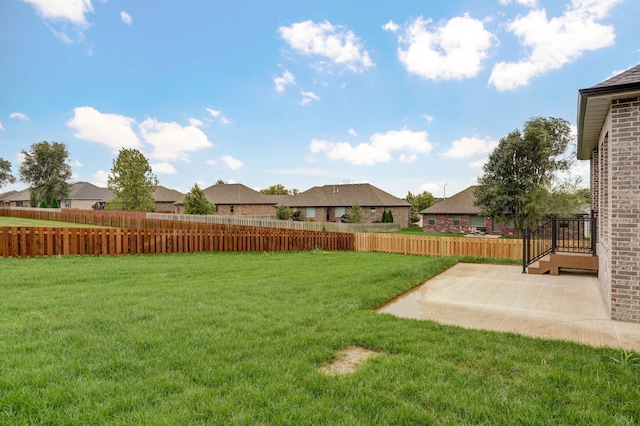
<box><xmin>378</xmin><ymin>263</ymin><xmax>640</xmax><ymax>351</ymax></box>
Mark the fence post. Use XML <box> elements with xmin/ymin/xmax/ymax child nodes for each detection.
<box><xmin>551</xmin><ymin>216</ymin><xmax>557</xmax><ymax>254</ymax></box>
<box><xmin>522</xmin><ymin>226</ymin><xmax>528</xmax><ymax>273</ymax></box>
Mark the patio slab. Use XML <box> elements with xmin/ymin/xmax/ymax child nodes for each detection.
<box><xmin>378</xmin><ymin>263</ymin><xmax>640</xmax><ymax>351</ymax></box>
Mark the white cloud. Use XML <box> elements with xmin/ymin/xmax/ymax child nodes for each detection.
<box><xmin>310</xmin><ymin>129</ymin><xmax>432</xmax><ymax>165</ymax></box>
<box><xmin>301</xmin><ymin>90</ymin><xmax>320</xmax><ymax>106</ymax></box>
<box><xmin>397</xmin><ymin>14</ymin><xmax>494</xmax><ymax>81</ymax></box>
<box><xmin>73</xmin><ymin>160</ymin><xmax>83</xmax><ymax>167</ymax></box>
<box><xmin>469</xmin><ymin>158</ymin><xmax>488</xmax><ymax>169</ymax></box>
<box><xmin>151</xmin><ymin>162</ymin><xmax>177</xmax><ymax>174</ymax></box>
<box><xmin>279</xmin><ymin>20</ymin><xmax>373</xmax><ymax>72</ymax></box>
<box><xmin>0</xmin><ymin>122</ymin><xmax>4</xmax><ymax>131</ymax></box>
<box><xmin>221</xmin><ymin>155</ymin><xmax>244</xmax><ymax>170</ymax></box>
<box><xmin>498</xmin><ymin>0</ymin><xmax>539</xmax><ymax>6</ymax></box>
<box><xmin>139</xmin><ymin>118</ymin><xmax>213</xmax><ymax>162</ymax></box>
<box><xmin>348</xmin><ymin>128</ymin><xmax>357</xmax><ymax>136</ymax></box>
<box><xmin>120</xmin><ymin>11</ymin><xmax>132</xmax><ymax>25</ymax></box>
<box><xmin>274</xmin><ymin>70</ymin><xmax>295</xmax><ymax>92</ymax></box>
<box><xmin>189</xmin><ymin>118</ymin><xmax>203</xmax><ymax>127</ymax></box>
<box><xmin>9</xmin><ymin>112</ymin><xmax>30</xmax><ymax>121</ymax></box>
<box><xmin>67</xmin><ymin>106</ymin><xmax>141</xmax><ymax>151</ymax></box>
<box><xmin>382</xmin><ymin>20</ymin><xmax>399</xmax><ymax>32</ymax></box>
<box><xmin>23</xmin><ymin>0</ymin><xmax>94</xmax><ymax>27</ymax></box>
<box><xmin>91</xmin><ymin>170</ymin><xmax>109</xmax><ymax>187</ymax></box>
<box><xmin>442</xmin><ymin>136</ymin><xmax>498</xmax><ymax>159</ymax></box>
<box><xmin>489</xmin><ymin>0</ymin><xmax>621</xmax><ymax>91</ymax></box>
<box><xmin>422</xmin><ymin>114</ymin><xmax>434</xmax><ymax>122</ymax></box>
<box><xmin>206</xmin><ymin>108</ymin><xmax>230</xmax><ymax>124</ymax></box>
<box><xmin>419</xmin><ymin>183</ymin><xmax>440</xmax><ymax>194</ymax></box>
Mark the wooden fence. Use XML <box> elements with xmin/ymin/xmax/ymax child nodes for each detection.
<box><xmin>0</xmin><ymin>227</ymin><xmax>353</xmax><ymax>257</ymax></box>
<box><xmin>354</xmin><ymin>233</ymin><xmax>522</xmax><ymax>260</ymax></box>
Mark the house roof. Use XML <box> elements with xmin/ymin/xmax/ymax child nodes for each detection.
<box><xmin>201</xmin><ymin>183</ymin><xmax>277</xmax><ymax>205</ymax></box>
<box><xmin>0</xmin><ymin>190</ymin><xmax>17</xmax><ymax>201</ymax></box>
<box><xmin>153</xmin><ymin>185</ymin><xmax>183</xmax><ymax>202</ymax></box>
<box><xmin>2</xmin><ymin>188</ymin><xmax>31</xmax><ymax>202</ymax></box>
<box><xmin>421</xmin><ymin>186</ymin><xmax>480</xmax><ymax>215</ymax></box>
<box><xmin>65</xmin><ymin>181</ymin><xmax>113</xmax><ymax>201</ymax></box>
<box><xmin>290</xmin><ymin>183</ymin><xmax>410</xmax><ymax>208</ymax></box>
<box><xmin>577</xmin><ymin>64</ymin><xmax>640</xmax><ymax>160</ymax></box>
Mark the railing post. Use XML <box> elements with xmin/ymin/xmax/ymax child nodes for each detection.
<box><xmin>591</xmin><ymin>213</ymin><xmax>597</xmax><ymax>256</ymax></box>
<box><xmin>551</xmin><ymin>216</ymin><xmax>557</xmax><ymax>254</ymax></box>
<box><xmin>522</xmin><ymin>226</ymin><xmax>529</xmax><ymax>273</ymax></box>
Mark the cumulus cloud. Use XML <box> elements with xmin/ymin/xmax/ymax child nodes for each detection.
<box><xmin>442</xmin><ymin>136</ymin><xmax>498</xmax><ymax>159</ymax></box>
<box><xmin>9</xmin><ymin>112</ymin><xmax>30</xmax><ymax>121</ymax></box>
<box><xmin>422</xmin><ymin>114</ymin><xmax>434</xmax><ymax>122</ymax></box>
<box><xmin>397</xmin><ymin>14</ymin><xmax>494</xmax><ymax>81</ymax></box>
<box><xmin>0</xmin><ymin>122</ymin><xmax>4</xmax><ymax>131</ymax></box>
<box><xmin>279</xmin><ymin>20</ymin><xmax>373</xmax><ymax>72</ymax></box>
<box><xmin>151</xmin><ymin>162</ymin><xmax>177</xmax><ymax>174</ymax></box>
<box><xmin>300</xmin><ymin>90</ymin><xmax>320</xmax><ymax>106</ymax></box>
<box><xmin>91</xmin><ymin>169</ymin><xmax>109</xmax><ymax>187</ymax></box>
<box><xmin>348</xmin><ymin>128</ymin><xmax>357</xmax><ymax>136</ymax></box>
<box><xmin>274</xmin><ymin>70</ymin><xmax>295</xmax><ymax>92</ymax></box>
<box><xmin>120</xmin><ymin>11</ymin><xmax>132</xmax><ymax>25</ymax></box>
<box><xmin>221</xmin><ymin>155</ymin><xmax>244</xmax><ymax>170</ymax></box>
<box><xmin>189</xmin><ymin>118</ymin><xmax>203</xmax><ymax>127</ymax></box>
<box><xmin>310</xmin><ymin>129</ymin><xmax>432</xmax><ymax>165</ymax></box>
<box><xmin>469</xmin><ymin>158</ymin><xmax>488</xmax><ymax>169</ymax></box>
<box><xmin>139</xmin><ymin>118</ymin><xmax>213</xmax><ymax>162</ymax></box>
<box><xmin>419</xmin><ymin>183</ymin><xmax>440</xmax><ymax>194</ymax></box>
<box><xmin>67</xmin><ymin>106</ymin><xmax>141</xmax><ymax>151</ymax></box>
<box><xmin>23</xmin><ymin>0</ymin><xmax>97</xmax><ymax>42</ymax></box>
<box><xmin>489</xmin><ymin>0</ymin><xmax>621</xmax><ymax>91</ymax></box>
<box><xmin>498</xmin><ymin>0</ymin><xmax>539</xmax><ymax>6</ymax></box>
<box><xmin>382</xmin><ymin>20</ymin><xmax>399</xmax><ymax>32</ymax></box>
<box><xmin>206</xmin><ymin>108</ymin><xmax>231</xmax><ymax>124</ymax></box>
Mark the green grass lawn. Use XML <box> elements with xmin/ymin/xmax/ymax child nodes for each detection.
<box><xmin>1</xmin><ymin>252</ymin><xmax>638</xmax><ymax>424</ymax></box>
<box><xmin>0</xmin><ymin>216</ymin><xmax>105</xmax><ymax>228</ymax></box>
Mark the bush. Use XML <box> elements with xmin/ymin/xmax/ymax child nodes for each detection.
<box><xmin>276</xmin><ymin>205</ymin><xmax>293</xmax><ymax>220</ymax></box>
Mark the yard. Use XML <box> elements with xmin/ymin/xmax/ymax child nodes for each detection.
<box><xmin>1</xmin><ymin>251</ymin><xmax>638</xmax><ymax>424</ymax></box>
<box><xmin>0</xmin><ymin>216</ymin><xmax>105</xmax><ymax>228</ymax></box>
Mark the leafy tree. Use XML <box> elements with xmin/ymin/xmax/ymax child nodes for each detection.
<box><xmin>215</xmin><ymin>179</ymin><xmax>227</xmax><ymax>185</ymax></box>
<box><xmin>575</xmin><ymin>187</ymin><xmax>590</xmax><ymax>203</ymax></box>
<box><xmin>19</xmin><ymin>141</ymin><xmax>72</xmax><ymax>206</ymax></box>
<box><xmin>0</xmin><ymin>158</ymin><xmax>16</xmax><ymax>190</ymax></box>
<box><xmin>474</xmin><ymin>117</ymin><xmax>573</xmax><ymax>237</ymax></box>
<box><xmin>183</xmin><ymin>183</ymin><xmax>215</xmax><ymax>215</ymax></box>
<box><xmin>405</xmin><ymin>190</ymin><xmax>436</xmax><ymax>225</ymax></box>
<box><xmin>107</xmin><ymin>148</ymin><xmax>158</xmax><ymax>211</ymax></box>
<box><xmin>260</xmin><ymin>184</ymin><xmax>299</xmax><ymax>196</ymax></box>
<box><xmin>346</xmin><ymin>202</ymin><xmax>365</xmax><ymax>223</ymax></box>
<box><xmin>275</xmin><ymin>204</ymin><xmax>294</xmax><ymax>220</ymax></box>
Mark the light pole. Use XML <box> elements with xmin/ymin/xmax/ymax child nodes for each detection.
<box><xmin>443</xmin><ymin>183</ymin><xmax>448</xmax><ymax>199</ymax></box>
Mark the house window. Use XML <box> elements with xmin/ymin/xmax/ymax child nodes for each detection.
<box><xmin>453</xmin><ymin>215</ymin><xmax>461</xmax><ymax>226</ymax></box>
<box><xmin>64</xmin><ymin>200</ymin><xmax>71</xmax><ymax>208</ymax></box>
<box><xmin>335</xmin><ymin>207</ymin><xmax>345</xmax><ymax>218</ymax></box>
<box><xmin>16</xmin><ymin>201</ymin><xmax>24</xmax><ymax>207</ymax></box>
<box><xmin>471</xmin><ymin>216</ymin><xmax>485</xmax><ymax>227</ymax></box>
<box><xmin>428</xmin><ymin>214</ymin><xmax>435</xmax><ymax>225</ymax></box>
<box><xmin>306</xmin><ymin>207</ymin><xmax>315</xmax><ymax>218</ymax></box>
<box><xmin>370</xmin><ymin>208</ymin><xmax>376</xmax><ymax>218</ymax></box>
<box><xmin>230</xmin><ymin>204</ymin><xmax>235</xmax><ymax>213</ymax></box>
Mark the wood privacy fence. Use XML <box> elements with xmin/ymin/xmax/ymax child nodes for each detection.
<box><xmin>354</xmin><ymin>233</ymin><xmax>522</xmax><ymax>260</ymax></box>
<box><xmin>0</xmin><ymin>227</ymin><xmax>353</xmax><ymax>257</ymax></box>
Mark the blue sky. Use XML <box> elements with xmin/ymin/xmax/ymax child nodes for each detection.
<box><xmin>1</xmin><ymin>0</ymin><xmax>638</xmax><ymax>199</ymax></box>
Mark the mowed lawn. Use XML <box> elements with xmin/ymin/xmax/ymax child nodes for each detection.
<box><xmin>1</xmin><ymin>252</ymin><xmax>638</xmax><ymax>424</ymax></box>
<box><xmin>0</xmin><ymin>216</ymin><xmax>105</xmax><ymax>228</ymax></box>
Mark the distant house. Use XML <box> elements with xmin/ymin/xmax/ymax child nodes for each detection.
<box><xmin>153</xmin><ymin>185</ymin><xmax>184</xmax><ymax>213</ymax></box>
<box><xmin>289</xmin><ymin>183</ymin><xmax>411</xmax><ymax>225</ymax></box>
<box><xmin>576</xmin><ymin>64</ymin><xmax>640</xmax><ymax>323</ymax></box>
<box><xmin>421</xmin><ymin>186</ymin><xmax>515</xmax><ymax>236</ymax></box>
<box><xmin>0</xmin><ymin>188</ymin><xmax>32</xmax><ymax>208</ymax></box>
<box><xmin>60</xmin><ymin>181</ymin><xmax>113</xmax><ymax>210</ymax></box>
<box><xmin>0</xmin><ymin>190</ymin><xmax>18</xmax><ymax>207</ymax></box>
<box><xmin>201</xmin><ymin>183</ymin><xmax>278</xmax><ymax>216</ymax></box>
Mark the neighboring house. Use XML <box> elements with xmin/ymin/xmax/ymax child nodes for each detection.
<box><xmin>577</xmin><ymin>64</ymin><xmax>640</xmax><ymax>323</ymax></box>
<box><xmin>60</xmin><ymin>181</ymin><xmax>113</xmax><ymax>210</ymax></box>
<box><xmin>421</xmin><ymin>186</ymin><xmax>516</xmax><ymax>236</ymax></box>
<box><xmin>0</xmin><ymin>190</ymin><xmax>18</xmax><ymax>207</ymax></box>
<box><xmin>0</xmin><ymin>188</ymin><xmax>32</xmax><ymax>207</ymax></box>
<box><xmin>201</xmin><ymin>183</ymin><xmax>278</xmax><ymax>216</ymax></box>
<box><xmin>289</xmin><ymin>183</ymin><xmax>411</xmax><ymax>225</ymax></box>
<box><xmin>153</xmin><ymin>185</ymin><xmax>184</xmax><ymax>213</ymax></box>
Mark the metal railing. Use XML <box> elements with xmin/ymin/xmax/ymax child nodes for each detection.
<box><xmin>522</xmin><ymin>216</ymin><xmax>596</xmax><ymax>273</ymax></box>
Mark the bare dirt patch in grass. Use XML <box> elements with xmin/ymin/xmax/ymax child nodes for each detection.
<box><xmin>319</xmin><ymin>346</ymin><xmax>382</xmax><ymax>376</ymax></box>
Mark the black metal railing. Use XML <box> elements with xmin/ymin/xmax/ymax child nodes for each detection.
<box><xmin>522</xmin><ymin>216</ymin><xmax>596</xmax><ymax>273</ymax></box>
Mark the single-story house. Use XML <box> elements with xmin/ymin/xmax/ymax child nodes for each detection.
<box><xmin>420</xmin><ymin>186</ymin><xmax>516</xmax><ymax>236</ymax></box>
<box><xmin>153</xmin><ymin>185</ymin><xmax>184</xmax><ymax>213</ymax></box>
<box><xmin>201</xmin><ymin>183</ymin><xmax>278</xmax><ymax>216</ymax></box>
<box><xmin>0</xmin><ymin>188</ymin><xmax>32</xmax><ymax>207</ymax></box>
<box><xmin>577</xmin><ymin>63</ymin><xmax>640</xmax><ymax>323</ymax></box>
<box><xmin>60</xmin><ymin>181</ymin><xmax>113</xmax><ymax>210</ymax></box>
<box><xmin>289</xmin><ymin>183</ymin><xmax>411</xmax><ymax>225</ymax></box>
<box><xmin>0</xmin><ymin>190</ymin><xmax>18</xmax><ymax>207</ymax></box>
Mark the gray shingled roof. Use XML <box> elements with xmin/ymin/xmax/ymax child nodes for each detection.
<box><xmin>66</xmin><ymin>181</ymin><xmax>112</xmax><ymax>200</ymax></box>
<box><xmin>577</xmin><ymin>64</ymin><xmax>640</xmax><ymax>160</ymax></box>
<box><xmin>153</xmin><ymin>185</ymin><xmax>184</xmax><ymax>202</ymax></box>
<box><xmin>291</xmin><ymin>183</ymin><xmax>410</xmax><ymax>208</ymax></box>
<box><xmin>202</xmin><ymin>183</ymin><xmax>277</xmax><ymax>205</ymax></box>
<box><xmin>421</xmin><ymin>186</ymin><xmax>480</xmax><ymax>215</ymax></box>
<box><xmin>2</xmin><ymin>188</ymin><xmax>31</xmax><ymax>202</ymax></box>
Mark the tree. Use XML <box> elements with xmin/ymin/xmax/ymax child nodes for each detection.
<box><xmin>346</xmin><ymin>202</ymin><xmax>365</xmax><ymax>223</ymax></box>
<box><xmin>275</xmin><ymin>204</ymin><xmax>294</xmax><ymax>220</ymax></box>
<box><xmin>260</xmin><ymin>184</ymin><xmax>299</xmax><ymax>196</ymax></box>
<box><xmin>215</xmin><ymin>179</ymin><xmax>227</xmax><ymax>185</ymax></box>
<box><xmin>107</xmin><ymin>148</ymin><xmax>158</xmax><ymax>211</ymax></box>
<box><xmin>474</xmin><ymin>117</ymin><xmax>573</xmax><ymax>237</ymax></box>
<box><xmin>405</xmin><ymin>190</ymin><xmax>436</xmax><ymax>225</ymax></box>
<box><xmin>0</xmin><ymin>158</ymin><xmax>16</xmax><ymax>190</ymax></box>
<box><xmin>183</xmin><ymin>183</ymin><xmax>215</xmax><ymax>215</ymax></box>
<box><xmin>19</xmin><ymin>141</ymin><xmax>72</xmax><ymax>206</ymax></box>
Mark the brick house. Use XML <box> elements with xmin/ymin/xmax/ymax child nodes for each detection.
<box><xmin>153</xmin><ymin>185</ymin><xmax>184</xmax><ymax>213</ymax></box>
<box><xmin>201</xmin><ymin>183</ymin><xmax>278</xmax><ymax>216</ymax></box>
<box><xmin>421</xmin><ymin>186</ymin><xmax>516</xmax><ymax>236</ymax></box>
<box><xmin>577</xmin><ymin>64</ymin><xmax>640</xmax><ymax>323</ymax></box>
<box><xmin>289</xmin><ymin>183</ymin><xmax>411</xmax><ymax>225</ymax></box>
<box><xmin>60</xmin><ymin>181</ymin><xmax>113</xmax><ymax>210</ymax></box>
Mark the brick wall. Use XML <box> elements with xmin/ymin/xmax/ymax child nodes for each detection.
<box><xmin>216</xmin><ymin>204</ymin><xmax>276</xmax><ymax>217</ymax></box>
<box><xmin>422</xmin><ymin>214</ymin><xmax>516</xmax><ymax>236</ymax></box>
<box><xmin>295</xmin><ymin>206</ymin><xmax>410</xmax><ymax>225</ymax></box>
